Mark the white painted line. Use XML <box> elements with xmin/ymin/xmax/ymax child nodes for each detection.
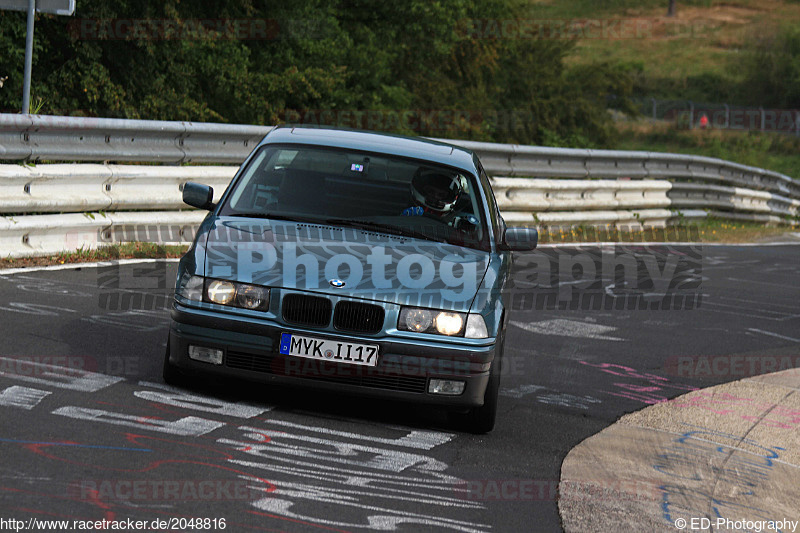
<box><xmin>747</xmin><ymin>328</ymin><xmax>800</xmax><ymax>343</ymax></box>
<box><xmin>725</xmin><ymin>277</ymin><xmax>796</xmax><ymax>289</ymax></box>
<box><xmin>701</xmin><ymin>306</ymin><xmax>800</xmax><ymax>322</ymax></box>
<box><xmin>717</xmin><ymin>295</ymin><xmax>800</xmax><ymax>310</ymax></box>
<box><xmin>0</xmin><ymin>258</ymin><xmax>181</xmax><ymax>276</ymax></box>
<box><xmin>264</xmin><ymin>419</ymin><xmax>454</xmax><ymax>450</ymax></box>
<box><xmin>228</xmin><ymin>425</ymin><xmax>451</xmax><ymax>473</ymax></box>
<box><xmin>52</xmin><ymin>406</ymin><xmax>224</xmax><ymax>437</ymax></box>
<box><xmin>135</xmin><ymin>381</ymin><xmax>273</xmax><ymax>418</ymax></box>
<box><xmin>511</xmin><ymin>319</ymin><xmax>625</xmax><ymax>341</ymax></box>
<box><xmin>537</xmin><ymin>241</ymin><xmax>800</xmax><ymax>248</ymax></box>
<box><xmin>0</xmin><ymin>356</ymin><xmax>123</xmax><ymax>392</ymax></box>
<box><xmin>703</xmin><ymin>308</ymin><xmax>799</xmax><ymax>322</ymax></box>
<box><xmin>703</xmin><ymin>301</ymin><xmax>800</xmax><ymax>322</ymax></box>
<box><xmin>0</xmin><ymin>386</ymin><xmax>51</xmax><ymax>410</ymax></box>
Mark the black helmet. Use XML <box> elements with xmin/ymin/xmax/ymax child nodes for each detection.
<box><xmin>410</xmin><ymin>168</ymin><xmax>462</xmax><ymax>214</ymax></box>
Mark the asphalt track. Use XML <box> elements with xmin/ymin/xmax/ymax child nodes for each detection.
<box><xmin>0</xmin><ymin>242</ymin><xmax>798</xmax><ymax>532</ymax></box>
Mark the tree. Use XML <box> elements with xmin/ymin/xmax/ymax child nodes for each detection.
<box><xmin>0</xmin><ymin>0</ymin><xmax>635</xmax><ymax>147</ymax></box>
<box><xmin>667</xmin><ymin>0</ymin><xmax>676</xmax><ymax>17</ymax></box>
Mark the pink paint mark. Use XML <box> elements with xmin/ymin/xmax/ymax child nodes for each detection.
<box><xmin>666</xmin><ymin>391</ymin><xmax>800</xmax><ymax>429</ymax></box>
<box><xmin>580</xmin><ymin>361</ymin><xmax>699</xmax><ymax>405</ymax></box>
<box><xmin>607</xmin><ymin>391</ymin><xmax>668</xmax><ymax>405</ymax></box>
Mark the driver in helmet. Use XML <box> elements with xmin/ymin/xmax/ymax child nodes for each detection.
<box><xmin>401</xmin><ymin>168</ymin><xmax>479</xmax><ymax>230</ymax></box>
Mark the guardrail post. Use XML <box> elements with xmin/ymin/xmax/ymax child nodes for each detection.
<box><xmin>21</xmin><ymin>0</ymin><xmax>35</xmax><ymax>114</ymax></box>
<box><xmin>724</xmin><ymin>104</ymin><xmax>730</xmax><ymax>129</ymax></box>
<box><xmin>688</xmin><ymin>101</ymin><xmax>694</xmax><ymax>129</ymax></box>
<box><xmin>760</xmin><ymin>107</ymin><xmax>765</xmax><ymax>131</ymax></box>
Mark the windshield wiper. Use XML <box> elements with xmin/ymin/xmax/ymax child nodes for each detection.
<box><xmin>226</xmin><ymin>213</ymin><xmax>448</xmax><ymax>243</ymax></box>
<box><xmin>323</xmin><ymin>218</ymin><xmax>445</xmax><ymax>243</ymax></box>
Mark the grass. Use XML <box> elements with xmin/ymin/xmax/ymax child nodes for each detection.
<box><xmin>0</xmin><ymin>242</ymin><xmax>190</xmax><ymax>270</ymax></box>
<box><xmin>520</xmin><ymin>0</ymin><xmax>800</xmax><ymax>177</ymax></box>
<box><xmin>686</xmin><ymin>218</ymin><xmax>799</xmax><ymax>243</ymax></box>
<box><xmin>614</xmin><ymin>121</ymin><xmax>800</xmax><ymax>179</ymax></box>
<box><xmin>536</xmin><ymin>218</ymin><xmax>798</xmax><ymax>244</ymax></box>
<box><xmin>526</xmin><ymin>0</ymin><xmax>800</xmax><ymax>89</ymax></box>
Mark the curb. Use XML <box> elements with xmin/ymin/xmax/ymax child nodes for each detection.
<box><xmin>559</xmin><ymin>369</ymin><xmax>800</xmax><ymax>532</ymax></box>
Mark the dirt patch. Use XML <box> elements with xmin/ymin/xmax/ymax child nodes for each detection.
<box><xmin>616</xmin><ymin>2</ymin><xmax>787</xmax><ymax>41</ymax></box>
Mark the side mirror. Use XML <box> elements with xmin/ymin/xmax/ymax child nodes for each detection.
<box><xmin>183</xmin><ymin>182</ymin><xmax>215</xmax><ymax>210</ymax></box>
<box><xmin>501</xmin><ymin>226</ymin><xmax>538</xmax><ymax>251</ymax></box>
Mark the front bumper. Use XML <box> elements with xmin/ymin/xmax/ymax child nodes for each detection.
<box><xmin>167</xmin><ymin>302</ymin><xmax>497</xmax><ymax>407</ymax></box>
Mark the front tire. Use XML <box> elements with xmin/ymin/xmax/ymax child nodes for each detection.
<box><xmin>450</xmin><ymin>329</ymin><xmax>504</xmax><ymax>434</ymax></box>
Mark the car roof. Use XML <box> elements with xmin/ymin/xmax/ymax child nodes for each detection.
<box><xmin>259</xmin><ymin>126</ymin><xmax>478</xmax><ymax>175</ymax></box>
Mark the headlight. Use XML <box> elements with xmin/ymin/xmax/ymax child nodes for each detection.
<box><xmin>207</xmin><ymin>280</ymin><xmax>236</xmax><ymax>305</ymax></box>
<box><xmin>204</xmin><ymin>279</ymin><xmax>270</xmax><ymax>311</ymax></box>
<box><xmin>236</xmin><ymin>284</ymin><xmax>268</xmax><ymax>310</ymax></box>
<box><xmin>402</xmin><ymin>308</ymin><xmax>434</xmax><ymax>332</ymax></box>
<box><xmin>399</xmin><ymin>307</ymin><xmax>465</xmax><ymax>336</ymax></box>
<box><xmin>435</xmin><ymin>312</ymin><xmax>464</xmax><ymax>336</ymax></box>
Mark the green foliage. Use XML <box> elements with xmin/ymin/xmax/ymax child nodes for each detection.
<box><xmin>634</xmin><ymin>71</ymin><xmax>738</xmax><ymax>103</ymax></box>
<box><xmin>737</xmin><ymin>24</ymin><xmax>800</xmax><ymax>108</ymax></box>
<box><xmin>0</xmin><ymin>0</ymin><xmax>635</xmax><ymax>147</ymax></box>
<box><xmin>617</xmin><ymin>126</ymin><xmax>800</xmax><ymax>179</ymax></box>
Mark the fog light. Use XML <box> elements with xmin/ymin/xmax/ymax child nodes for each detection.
<box><xmin>428</xmin><ymin>379</ymin><xmax>465</xmax><ymax>396</ymax></box>
<box><xmin>188</xmin><ymin>345</ymin><xmax>223</xmax><ymax>365</ymax></box>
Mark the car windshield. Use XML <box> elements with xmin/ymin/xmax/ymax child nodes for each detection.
<box><xmin>218</xmin><ymin>144</ymin><xmax>490</xmax><ymax>251</ymax></box>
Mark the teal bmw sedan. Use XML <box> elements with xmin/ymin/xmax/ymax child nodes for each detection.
<box><xmin>165</xmin><ymin>126</ymin><xmax>537</xmax><ymax>433</ymax></box>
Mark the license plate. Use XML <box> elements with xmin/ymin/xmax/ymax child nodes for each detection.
<box><xmin>279</xmin><ymin>333</ymin><xmax>379</xmax><ymax>367</ymax></box>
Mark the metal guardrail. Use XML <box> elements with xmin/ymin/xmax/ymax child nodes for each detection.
<box><xmin>1</xmin><ymin>114</ymin><xmax>797</xmax><ymax>197</ymax></box>
<box><xmin>0</xmin><ymin>114</ymin><xmax>798</xmax><ymax>258</ymax></box>
<box><xmin>0</xmin><ymin>211</ymin><xmax>206</xmax><ymax>259</ymax></box>
<box><xmin>0</xmin><ymin>114</ymin><xmax>271</xmax><ymax>163</ymax></box>
<box><xmin>445</xmin><ymin>139</ymin><xmax>800</xmax><ymax>200</ymax></box>
<box><xmin>0</xmin><ymin>164</ymin><xmax>234</xmax><ymax>213</ymax></box>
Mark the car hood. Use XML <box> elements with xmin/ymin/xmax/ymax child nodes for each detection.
<box><xmin>202</xmin><ymin>217</ymin><xmax>491</xmax><ymax>311</ymax></box>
